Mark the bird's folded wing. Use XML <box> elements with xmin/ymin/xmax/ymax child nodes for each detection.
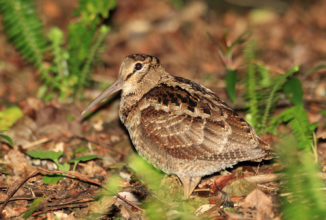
<box><xmin>140</xmin><ymin>105</ymin><xmax>266</xmax><ymax>161</ymax></box>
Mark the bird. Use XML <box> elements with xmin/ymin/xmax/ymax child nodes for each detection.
<box><xmin>82</xmin><ymin>54</ymin><xmax>269</xmax><ymax>198</ymax></box>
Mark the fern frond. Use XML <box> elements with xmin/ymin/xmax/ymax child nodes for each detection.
<box><xmin>68</xmin><ymin>0</ymin><xmax>116</xmax><ymax>76</ymax></box>
<box><xmin>277</xmin><ymin>136</ymin><xmax>326</xmax><ymax>219</ymax></box>
<box><xmin>67</xmin><ymin>22</ymin><xmax>97</xmax><ymax>78</ymax></box>
<box><xmin>67</xmin><ymin>0</ymin><xmax>116</xmax><ymax>99</ymax></box>
<box><xmin>76</xmin><ymin>25</ymin><xmax>110</xmax><ymax>98</ymax></box>
<box><xmin>256</xmin><ymin>64</ymin><xmax>271</xmax><ymax>87</ymax></box>
<box><xmin>48</xmin><ymin>28</ymin><xmax>69</xmax><ymax>78</ymax></box>
<box><xmin>244</xmin><ymin>40</ymin><xmax>258</xmax><ymax>129</ymax></box>
<box><xmin>0</xmin><ymin>0</ymin><xmax>46</xmax><ymax>68</ymax></box>
<box><xmin>76</xmin><ymin>0</ymin><xmax>116</xmax><ymax>25</ymax></box>
<box><xmin>269</xmin><ymin>106</ymin><xmax>317</xmax><ymax>151</ymax></box>
<box><xmin>260</xmin><ymin>66</ymin><xmax>299</xmax><ymax>131</ymax></box>
<box><xmin>48</xmin><ymin>27</ymin><xmax>75</xmax><ymax>100</ymax></box>
<box><xmin>285</xmin><ymin>107</ymin><xmax>317</xmax><ymax>151</ymax></box>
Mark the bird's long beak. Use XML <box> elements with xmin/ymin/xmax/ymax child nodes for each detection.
<box><xmin>81</xmin><ymin>79</ymin><xmax>122</xmax><ymax>115</ymax></box>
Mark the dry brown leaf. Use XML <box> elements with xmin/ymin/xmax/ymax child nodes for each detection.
<box><xmin>240</xmin><ymin>189</ymin><xmax>274</xmax><ymax>220</ymax></box>
<box><xmin>2</xmin><ymin>147</ymin><xmax>33</xmax><ymax>176</ymax></box>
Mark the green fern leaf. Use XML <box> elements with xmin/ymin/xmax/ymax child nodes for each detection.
<box><xmin>260</xmin><ymin>66</ymin><xmax>299</xmax><ymax>131</ymax></box>
<box><xmin>277</xmin><ymin>136</ymin><xmax>326</xmax><ymax>219</ymax></box>
<box><xmin>283</xmin><ymin>77</ymin><xmax>303</xmax><ymax>106</ymax></box>
<box><xmin>76</xmin><ymin>0</ymin><xmax>116</xmax><ymax>25</ymax></box>
<box><xmin>0</xmin><ymin>0</ymin><xmax>46</xmax><ymax>68</ymax></box>
<box><xmin>269</xmin><ymin>106</ymin><xmax>316</xmax><ymax>151</ymax></box>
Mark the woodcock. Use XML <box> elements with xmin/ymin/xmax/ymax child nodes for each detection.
<box><xmin>82</xmin><ymin>54</ymin><xmax>269</xmax><ymax>197</ymax></box>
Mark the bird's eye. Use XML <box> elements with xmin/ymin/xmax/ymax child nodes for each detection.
<box><xmin>134</xmin><ymin>63</ymin><xmax>143</xmax><ymax>71</ymax></box>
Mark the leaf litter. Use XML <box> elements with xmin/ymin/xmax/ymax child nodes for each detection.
<box><xmin>1</xmin><ymin>0</ymin><xmax>326</xmax><ymax>219</ymax></box>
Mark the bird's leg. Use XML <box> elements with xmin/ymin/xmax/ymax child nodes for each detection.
<box><xmin>178</xmin><ymin>175</ymin><xmax>201</xmax><ymax>198</ymax></box>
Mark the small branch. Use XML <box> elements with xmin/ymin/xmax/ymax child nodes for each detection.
<box><xmin>117</xmin><ymin>194</ymin><xmax>144</xmax><ymax>212</ymax></box>
<box><xmin>22</xmin><ymin>138</ymin><xmax>51</xmax><ymax>149</ymax></box>
<box><xmin>35</xmin><ymin>168</ymin><xmax>104</xmax><ymax>187</ymax></box>
<box><xmin>0</xmin><ymin>169</ymin><xmax>39</xmax><ymax>215</ymax></box>
<box><xmin>0</xmin><ymin>196</ymin><xmax>37</xmax><ymax>204</ymax></box>
<box><xmin>244</xmin><ymin>172</ymin><xmax>326</xmax><ymax>184</ymax></box>
<box><xmin>244</xmin><ymin>174</ymin><xmax>278</xmax><ymax>184</ymax></box>
<box><xmin>0</xmin><ymin>168</ymin><xmax>143</xmax><ymax>216</ymax></box>
<box><xmin>31</xmin><ymin>198</ymin><xmax>93</xmax><ymax>217</ymax></box>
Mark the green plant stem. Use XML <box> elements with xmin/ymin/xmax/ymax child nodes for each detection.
<box><xmin>261</xmin><ymin>84</ymin><xmax>278</xmax><ymax>131</ymax></box>
<box><xmin>244</xmin><ymin>41</ymin><xmax>258</xmax><ymax>129</ymax></box>
<box><xmin>248</xmin><ymin>61</ymin><xmax>258</xmax><ymax>128</ymax></box>
<box><xmin>312</xmin><ymin>133</ymin><xmax>318</xmax><ymax>163</ymax></box>
<box><xmin>76</xmin><ymin>25</ymin><xmax>109</xmax><ymax>99</ymax></box>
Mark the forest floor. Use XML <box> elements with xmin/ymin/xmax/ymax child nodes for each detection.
<box><xmin>0</xmin><ymin>0</ymin><xmax>326</xmax><ymax>219</ymax></box>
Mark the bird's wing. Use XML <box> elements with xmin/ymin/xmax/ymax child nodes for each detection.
<box><xmin>138</xmin><ymin>82</ymin><xmax>266</xmax><ymax>162</ymax></box>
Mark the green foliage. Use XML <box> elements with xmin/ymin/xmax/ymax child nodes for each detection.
<box><xmin>128</xmin><ymin>153</ymin><xmax>164</xmax><ymax>192</ymax></box>
<box><xmin>51</xmin><ymin>0</ymin><xmax>114</xmax><ymax>100</ymax></box>
<box><xmin>27</xmin><ymin>150</ymin><xmax>69</xmax><ymax>183</ymax></box>
<box><xmin>244</xmin><ymin>40</ymin><xmax>259</xmax><ymax>129</ymax></box>
<box><xmin>256</xmin><ymin>64</ymin><xmax>271</xmax><ymax>87</ymax></box>
<box><xmin>103</xmin><ymin>173</ymin><xmax>122</xmax><ymax>196</ymax></box>
<box><xmin>27</xmin><ymin>150</ymin><xmax>63</xmax><ymax>162</ymax></box>
<box><xmin>320</xmin><ymin>109</ymin><xmax>326</xmax><ymax>116</ymax></box>
<box><xmin>277</xmin><ymin>136</ymin><xmax>326</xmax><ymax>220</ymax></box>
<box><xmin>237</xmin><ymin>38</ymin><xmax>323</xmax><ymax>219</ymax></box>
<box><xmin>74</xmin><ymin>25</ymin><xmax>110</xmax><ymax>98</ymax></box>
<box><xmin>128</xmin><ymin>153</ymin><xmax>207</xmax><ymax>219</ymax></box>
<box><xmin>75</xmin><ymin>0</ymin><xmax>116</xmax><ymax>25</ymax></box>
<box><xmin>243</xmin><ymin>41</ymin><xmax>299</xmax><ymax>133</ymax></box>
<box><xmin>0</xmin><ymin>106</ymin><xmax>23</xmax><ymax>130</ymax></box>
<box><xmin>268</xmin><ymin>106</ymin><xmax>317</xmax><ymax>151</ymax></box>
<box><xmin>67</xmin><ymin>114</ymin><xmax>75</xmax><ymax>122</ymax></box>
<box><xmin>0</xmin><ymin>163</ymin><xmax>9</xmax><ymax>175</ymax></box>
<box><xmin>0</xmin><ymin>132</ymin><xmax>13</xmax><ymax>146</ymax></box>
<box><xmin>283</xmin><ymin>77</ymin><xmax>303</xmax><ymax>106</ymax></box>
<box><xmin>23</xmin><ymin>197</ymin><xmax>45</xmax><ymax>219</ymax></box>
<box><xmin>27</xmin><ymin>149</ymin><xmax>99</xmax><ymax>184</ymax></box>
<box><xmin>69</xmin><ymin>155</ymin><xmax>99</xmax><ymax>171</ymax></box>
<box><xmin>40</xmin><ymin>27</ymin><xmax>71</xmax><ymax>101</ymax></box>
<box><xmin>225</xmin><ymin>69</ymin><xmax>237</xmax><ymax>102</ymax></box>
<box><xmin>73</xmin><ymin>146</ymin><xmax>92</xmax><ymax>154</ymax></box>
<box><xmin>66</xmin><ymin>0</ymin><xmax>115</xmax><ymax>99</ymax></box>
<box><xmin>0</xmin><ymin>0</ymin><xmax>47</xmax><ymax>68</ymax></box>
<box><xmin>169</xmin><ymin>0</ymin><xmax>186</xmax><ymax>9</ymax></box>
<box><xmin>0</xmin><ymin>0</ymin><xmax>116</xmax><ymax>101</ymax></box>
<box><xmin>260</xmin><ymin>66</ymin><xmax>299</xmax><ymax>132</ymax></box>
<box><xmin>85</xmin><ymin>173</ymin><xmax>122</xmax><ymax>219</ymax></box>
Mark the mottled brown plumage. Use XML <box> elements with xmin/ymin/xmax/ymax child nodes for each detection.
<box><xmin>82</xmin><ymin>54</ymin><xmax>269</xmax><ymax>197</ymax></box>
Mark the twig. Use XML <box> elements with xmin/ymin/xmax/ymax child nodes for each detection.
<box><xmin>0</xmin><ymin>196</ymin><xmax>37</xmax><ymax>204</ymax></box>
<box><xmin>0</xmin><ymin>169</ymin><xmax>39</xmax><ymax>215</ymax></box>
<box><xmin>244</xmin><ymin>172</ymin><xmax>326</xmax><ymax>184</ymax></box>
<box><xmin>34</xmin><ymin>168</ymin><xmax>104</xmax><ymax>187</ymax></box>
<box><xmin>117</xmin><ymin>194</ymin><xmax>144</xmax><ymax>212</ymax></box>
<box><xmin>22</xmin><ymin>138</ymin><xmax>51</xmax><ymax>149</ymax></box>
<box><xmin>0</xmin><ymin>168</ymin><xmax>143</xmax><ymax>216</ymax></box>
<box><xmin>31</xmin><ymin>198</ymin><xmax>94</xmax><ymax>217</ymax></box>
<box><xmin>244</xmin><ymin>174</ymin><xmax>278</xmax><ymax>183</ymax></box>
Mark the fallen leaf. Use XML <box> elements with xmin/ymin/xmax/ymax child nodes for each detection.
<box><xmin>224</xmin><ymin>178</ymin><xmax>256</xmax><ymax>197</ymax></box>
<box><xmin>240</xmin><ymin>189</ymin><xmax>274</xmax><ymax>220</ymax></box>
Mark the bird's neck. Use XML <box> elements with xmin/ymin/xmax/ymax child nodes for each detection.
<box><xmin>119</xmin><ymin>67</ymin><xmax>168</xmax><ymax>121</ymax></box>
